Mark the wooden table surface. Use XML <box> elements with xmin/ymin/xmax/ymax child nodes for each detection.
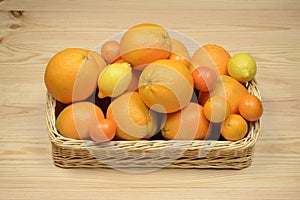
<box><xmin>1</xmin><ymin>0</ymin><xmax>300</xmax><ymax>199</ymax></box>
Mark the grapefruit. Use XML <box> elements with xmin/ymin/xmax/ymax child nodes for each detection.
<box><xmin>191</xmin><ymin>44</ymin><xmax>230</xmax><ymax>75</ymax></box>
<box><xmin>106</xmin><ymin>92</ymin><xmax>158</xmax><ymax>140</ymax></box>
<box><xmin>198</xmin><ymin>75</ymin><xmax>248</xmax><ymax>114</ymax></box>
<box><xmin>161</xmin><ymin>102</ymin><xmax>211</xmax><ymax>140</ymax></box>
<box><xmin>56</xmin><ymin>102</ymin><xmax>104</xmax><ymax>140</ymax></box>
<box><xmin>138</xmin><ymin>59</ymin><xmax>194</xmax><ymax>113</ymax></box>
<box><xmin>44</xmin><ymin>48</ymin><xmax>106</xmax><ymax>104</ymax></box>
<box><xmin>120</xmin><ymin>23</ymin><xmax>171</xmax><ymax>69</ymax></box>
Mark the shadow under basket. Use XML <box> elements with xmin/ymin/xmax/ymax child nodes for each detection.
<box><xmin>46</xmin><ymin>79</ymin><xmax>261</xmax><ymax>170</ymax></box>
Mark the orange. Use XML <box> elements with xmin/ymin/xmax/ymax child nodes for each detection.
<box><xmin>138</xmin><ymin>59</ymin><xmax>194</xmax><ymax>113</ymax></box>
<box><xmin>106</xmin><ymin>91</ymin><xmax>158</xmax><ymax>140</ymax></box>
<box><xmin>89</xmin><ymin>118</ymin><xmax>116</xmax><ymax>142</ymax></box>
<box><xmin>120</xmin><ymin>23</ymin><xmax>171</xmax><ymax>69</ymax></box>
<box><xmin>238</xmin><ymin>94</ymin><xmax>263</xmax><ymax>121</ymax></box>
<box><xmin>161</xmin><ymin>102</ymin><xmax>211</xmax><ymax>140</ymax></box>
<box><xmin>56</xmin><ymin>102</ymin><xmax>104</xmax><ymax>140</ymax></box>
<box><xmin>198</xmin><ymin>75</ymin><xmax>248</xmax><ymax>114</ymax></box>
<box><xmin>169</xmin><ymin>39</ymin><xmax>191</xmax><ymax>69</ymax></box>
<box><xmin>221</xmin><ymin>114</ymin><xmax>248</xmax><ymax>141</ymax></box>
<box><xmin>191</xmin><ymin>44</ymin><xmax>230</xmax><ymax>75</ymax></box>
<box><xmin>203</xmin><ymin>96</ymin><xmax>231</xmax><ymax>123</ymax></box>
<box><xmin>44</xmin><ymin>48</ymin><xmax>106</xmax><ymax>104</ymax></box>
<box><xmin>101</xmin><ymin>40</ymin><xmax>121</xmax><ymax>64</ymax></box>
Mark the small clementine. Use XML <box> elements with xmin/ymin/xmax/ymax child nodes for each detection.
<box><xmin>203</xmin><ymin>96</ymin><xmax>231</xmax><ymax>123</ymax></box>
<box><xmin>101</xmin><ymin>40</ymin><xmax>121</xmax><ymax>64</ymax></box>
<box><xmin>89</xmin><ymin>119</ymin><xmax>117</xmax><ymax>142</ymax></box>
<box><xmin>192</xmin><ymin>67</ymin><xmax>218</xmax><ymax>92</ymax></box>
<box><xmin>238</xmin><ymin>94</ymin><xmax>263</xmax><ymax>121</ymax></box>
<box><xmin>221</xmin><ymin>114</ymin><xmax>248</xmax><ymax>141</ymax></box>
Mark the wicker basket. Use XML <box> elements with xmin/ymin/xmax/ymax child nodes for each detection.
<box><xmin>46</xmin><ymin>79</ymin><xmax>261</xmax><ymax>170</ymax></box>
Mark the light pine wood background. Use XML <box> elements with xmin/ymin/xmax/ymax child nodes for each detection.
<box><xmin>0</xmin><ymin>0</ymin><xmax>300</xmax><ymax>199</ymax></box>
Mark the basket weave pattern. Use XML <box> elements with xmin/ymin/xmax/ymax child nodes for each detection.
<box><xmin>46</xmin><ymin>79</ymin><xmax>261</xmax><ymax>169</ymax></box>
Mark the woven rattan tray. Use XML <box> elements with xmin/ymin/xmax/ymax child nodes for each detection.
<box><xmin>46</xmin><ymin>79</ymin><xmax>261</xmax><ymax>170</ymax></box>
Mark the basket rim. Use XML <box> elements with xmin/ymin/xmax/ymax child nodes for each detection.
<box><xmin>46</xmin><ymin>79</ymin><xmax>261</xmax><ymax>152</ymax></box>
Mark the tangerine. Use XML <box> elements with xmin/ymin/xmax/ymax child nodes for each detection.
<box><xmin>89</xmin><ymin>119</ymin><xmax>117</xmax><ymax>142</ymax></box>
<box><xmin>192</xmin><ymin>67</ymin><xmax>218</xmax><ymax>92</ymax></box>
<box><xmin>203</xmin><ymin>96</ymin><xmax>231</xmax><ymax>123</ymax></box>
<box><xmin>101</xmin><ymin>40</ymin><xmax>121</xmax><ymax>64</ymax></box>
<box><xmin>221</xmin><ymin>114</ymin><xmax>248</xmax><ymax>141</ymax></box>
<box><xmin>238</xmin><ymin>94</ymin><xmax>263</xmax><ymax>121</ymax></box>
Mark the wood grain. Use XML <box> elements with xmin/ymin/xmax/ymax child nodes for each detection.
<box><xmin>1</xmin><ymin>0</ymin><xmax>300</xmax><ymax>199</ymax></box>
<box><xmin>1</xmin><ymin>0</ymin><xmax>300</xmax><ymax>10</ymax></box>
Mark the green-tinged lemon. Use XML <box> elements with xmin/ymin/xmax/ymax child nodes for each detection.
<box><xmin>227</xmin><ymin>53</ymin><xmax>256</xmax><ymax>83</ymax></box>
<box><xmin>97</xmin><ymin>62</ymin><xmax>132</xmax><ymax>98</ymax></box>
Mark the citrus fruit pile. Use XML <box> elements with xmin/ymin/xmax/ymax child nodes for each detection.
<box><xmin>44</xmin><ymin>23</ymin><xmax>263</xmax><ymax>142</ymax></box>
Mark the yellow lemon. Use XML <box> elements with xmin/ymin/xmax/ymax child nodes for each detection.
<box><xmin>227</xmin><ymin>53</ymin><xmax>256</xmax><ymax>83</ymax></box>
<box><xmin>97</xmin><ymin>62</ymin><xmax>132</xmax><ymax>98</ymax></box>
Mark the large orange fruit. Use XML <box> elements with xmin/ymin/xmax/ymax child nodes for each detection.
<box><xmin>198</xmin><ymin>75</ymin><xmax>248</xmax><ymax>114</ymax></box>
<box><xmin>44</xmin><ymin>48</ymin><xmax>106</xmax><ymax>104</ymax></box>
<box><xmin>56</xmin><ymin>102</ymin><xmax>104</xmax><ymax>140</ymax></box>
<box><xmin>191</xmin><ymin>44</ymin><xmax>231</xmax><ymax>75</ymax></box>
<box><xmin>106</xmin><ymin>92</ymin><xmax>158</xmax><ymax>140</ymax></box>
<box><xmin>138</xmin><ymin>59</ymin><xmax>194</xmax><ymax>113</ymax></box>
<box><xmin>120</xmin><ymin>23</ymin><xmax>171</xmax><ymax>69</ymax></box>
<box><xmin>161</xmin><ymin>102</ymin><xmax>211</xmax><ymax>140</ymax></box>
